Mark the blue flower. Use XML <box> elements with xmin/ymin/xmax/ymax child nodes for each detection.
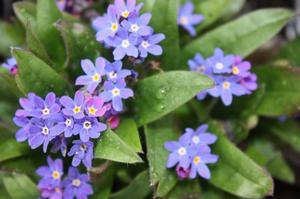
<box><xmin>114</xmin><ymin>0</ymin><xmax>144</xmax><ymax>18</ymax></box>
<box><xmin>138</xmin><ymin>33</ymin><xmax>165</xmax><ymax>58</ymax></box>
<box><xmin>107</xmin><ymin>28</ymin><xmax>139</xmax><ymax>60</ymax></box>
<box><xmin>207</xmin><ymin>48</ymin><xmax>235</xmax><ymax>74</ymax></box>
<box><xmin>178</xmin><ymin>2</ymin><xmax>204</xmax><ymax>36</ymax></box>
<box><xmin>99</xmin><ymin>80</ymin><xmax>134</xmax><ymax>112</ymax></box>
<box><xmin>189</xmin><ymin>152</ymin><xmax>218</xmax><ymax>179</ymax></box>
<box><xmin>68</xmin><ymin>140</ymin><xmax>94</xmax><ymax>168</ymax></box>
<box><xmin>104</xmin><ymin>60</ymin><xmax>131</xmax><ymax>82</ymax></box>
<box><xmin>75</xmin><ymin>58</ymin><xmax>106</xmax><ymax>94</ymax></box>
<box><xmin>2</xmin><ymin>57</ymin><xmax>18</xmax><ymax>75</ymax></box>
<box><xmin>63</xmin><ymin>167</ymin><xmax>93</xmax><ymax>199</ymax></box>
<box><xmin>60</xmin><ymin>91</ymin><xmax>86</xmax><ymax>119</ymax></box>
<box><xmin>121</xmin><ymin>13</ymin><xmax>153</xmax><ymax>36</ymax></box>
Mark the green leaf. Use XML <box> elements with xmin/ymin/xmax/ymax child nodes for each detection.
<box><xmin>220</xmin><ymin>0</ymin><xmax>245</xmax><ymax>21</ymax></box>
<box><xmin>0</xmin><ymin>68</ymin><xmax>23</xmax><ymax>100</ymax></box>
<box><xmin>195</xmin><ymin>0</ymin><xmax>229</xmax><ymax>31</ymax></box>
<box><xmin>12</xmin><ymin>48</ymin><xmax>68</xmax><ymax>96</ymax></box>
<box><xmin>13</xmin><ymin>2</ymin><xmax>36</xmax><ymax>29</ymax></box>
<box><xmin>115</xmin><ymin>119</ymin><xmax>142</xmax><ymax>153</ymax></box>
<box><xmin>134</xmin><ymin>71</ymin><xmax>214</xmax><ymax>126</ymax></box>
<box><xmin>110</xmin><ymin>170</ymin><xmax>151</xmax><ymax>199</ymax></box>
<box><xmin>246</xmin><ymin>138</ymin><xmax>295</xmax><ymax>184</ymax></box>
<box><xmin>25</xmin><ymin>22</ymin><xmax>52</xmax><ymax>64</ymax></box>
<box><xmin>208</xmin><ymin>121</ymin><xmax>273</xmax><ymax>199</ymax></box>
<box><xmin>269</xmin><ymin>120</ymin><xmax>300</xmax><ymax>153</ymax></box>
<box><xmin>254</xmin><ymin>66</ymin><xmax>300</xmax><ymax>116</ymax></box>
<box><xmin>273</xmin><ymin>36</ymin><xmax>300</xmax><ymax>67</ymax></box>
<box><xmin>181</xmin><ymin>9</ymin><xmax>293</xmax><ymax>65</ymax></box>
<box><xmin>0</xmin><ymin>20</ymin><xmax>25</xmax><ymax>56</ymax></box>
<box><xmin>167</xmin><ymin>180</ymin><xmax>201</xmax><ymax>199</ymax></box>
<box><xmin>150</xmin><ymin>0</ymin><xmax>180</xmax><ymax>70</ymax></box>
<box><xmin>3</xmin><ymin>173</ymin><xmax>39</xmax><ymax>199</ymax></box>
<box><xmin>0</xmin><ymin>139</ymin><xmax>29</xmax><ymax>163</ymax></box>
<box><xmin>55</xmin><ymin>20</ymin><xmax>100</xmax><ymax>76</ymax></box>
<box><xmin>138</xmin><ymin>0</ymin><xmax>155</xmax><ymax>12</ymax></box>
<box><xmin>36</xmin><ymin>0</ymin><xmax>66</xmax><ymax>71</ymax></box>
<box><xmin>144</xmin><ymin>126</ymin><xmax>177</xmax><ymax>197</ymax></box>
<box><xmin>94</xmin><ymin>129</ymin><xmax>143</xmax><ymax>164</ymax></box>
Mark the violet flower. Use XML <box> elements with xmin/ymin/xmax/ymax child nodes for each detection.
<box><xmin>60</xmin><ymin>91</ymin><xmax>86</xmax><ymax>119</ymax></box>
<box><xmin>68</xmin><ymin>140</ymin><xmax>94</xmax><ymax>168</ymax></box>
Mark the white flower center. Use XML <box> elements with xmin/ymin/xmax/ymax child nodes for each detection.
<box><xmin>178</xmin><ymin>147</ymin><xmax>186</xmax><ymax>156</ymax></box>
<box><xmin>180</xmin><ymin>16</ymin><xmax>188</xmax><ymax>25</ymax></box>
<box><xmin>215</xmin><ymin>62</ymin><xmax>224</xmax><ymax>70</ymax></box>
<box><xmin>72</xmin><ymin>179</ymin><xmax>81</xmax><ymax>187</ymax></box>
<box><xmin>142</xmin><ymin>41</ymin><xmax>150</xmax><ymax>48</ymax></box>
<box><xmin>121</xmin><ymin>39</ymin><xmax>130</xmax><ymax>48</ymax></box>
<box><xmin>109</xmin><ymin>72</ymin><xmax>117</xmax><ymax>79</ymax></box>
<box><xmin>42</xmin><ymin>107</ymin><xmax>50</xmax><ymax>116</ymax></box>
<box><xmin>131</xmin><ymin>24</ymin><xmax>139</xmax><ymax>32</ymax></box>
<box><xmin>192</xmin><ymin>136</ymin><xmax>200</xmax><ymax>144</ymax></box>
<box><xmin>65</xmin><ymin>119</ymin><xmax>72</xmax><ymax>127</ymax></box>
<box><xmin>83</xmin><ymin>121</ymin><xmax>92</xmax><ymax>130</ymax></box>
<box><xmin>42</xmin><ymin>126</ymin><xmax>49</xmax><ymax>135</ymax></box>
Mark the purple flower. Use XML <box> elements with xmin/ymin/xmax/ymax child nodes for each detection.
<box><xmin>31</xmin><ymin>92</ymin><xmax>61</xmax><ymax>119</ymax></box>
<box><xmin>104</xmin><ymin>60</ymin><xmax>131</xmax><ymax>82</ymax></box>
<box><xmin>73</xmin><ymin>117</ymin><xmax>107</xmax><ymax>142</ymax></box>
<box><xmin>68</xmin><ymin>140</ymin><xmax>94</xmax><ymax>168</ymax></box>
<box><xmin>56</xmin><ymin>0</ymin><xmax>66</xmax><ymax>11</ymax></box>
<box><xmin>13</xmin><ymin>116</ymin><xmax>31</xmax><ymax>142</ymax></box>
<box><xmin>107</xmin><ymin>115</ymin><xmax>120</xmax><ymax>129</ymax></box>
<box><xmin>52</xmin><ymin>114</ymin><xmax>75</xmax><ymax>138</ymax></box>
<box><xmin>114</xmin><ymin>0</ymin><xmax>143</xmax><ymax>18</ymax></box>
<box><xmin>121</xmin><ymin>13</ymin><xmax>153</xmax><ymax>36</ymax></box>
<box><xmin>240</xmin><ymin>73</ymin><xmax>258</xmax><ymax>94</ymax></box>
<box><xmin>232</xmin><ymin>56</ymin><xmax>252</xmax><ymax>77</ymax></box>
<box><xmin>189</xmin><ymin>153</ymin><xmax>218</xmax><ymax>179</ymax></box>
<box><xmin>93</xmin><ymin>5</ymin><xmax>120</xmax><ymax>42</ymax></box>
<box><xmin>208</xmin><ymin>76</ymin><xmax>247</xmax><ymax>106</ymax></box>
<box><xmin>39</xmin><ymin>184</ymin><xmax>63</xmax><ymax>199</ymax></box>
<box><xmin>85</xmin><ymin>96</ymin><xmax>107</xmax><ymax>117</ymax></box>
<box><xmin>99</xmin><ymin>80</ymin><xmax>134</xmax><ymax>112</ymax></box>
<box><xmin>36</xmin><ymin>157</ymin><xmax>64</xmax><ymax>188</ymax></box>
<box><xmin>207</xmin><ymin>48</ymin><xmax>235</xmax><ymax>74</ymax></box>
<box><xmin>107</xmin><ymin>29</ymin><xmax>139</xmax><ymax>60</ymax></box>
<box><xmin>188</xmin><ymin>53</ymin><xmax>211</xmax><ymax>75</ymax></box>
<box><xmin>75</xmin><ymin>58</ymin><xmax>106</xmax><ymax>94</ymax></box>
<box><xmin>63</xmin><ymin>167</ymin><xmax>93</xmax><ymax>199</ymax></box>
<box><xmin>15</xmin><ymin>93</ymin><xmax>37</xmax><ymax>117</ymax></box>
<box><xmin>2</xmin><ymin>57</ymin><xmax>18</xmax><ymax>75</ymax></box>
<box><xmin>164</xmin><ymin>134</ymin><xmax>193</xmax><ymax>169</ymax></box>
<box><xmin>29</xmin><ymin>118</ymin><xmax>60</xmax><ymax>153</ymax></box>
<box><xmin>184</xmin><ymin>124</ymin><xmax>217</xmax><ymax>146</ymax></box>
<box><xmin>178</xmin><ymin>2</ymin><xmax>204</xmax><ymax>36</ymax></box>
<box><xmin>60</xmin><ymin>91</ymin><xmax>86</xmax><ymax>119</ymax></box>
<box><xmin>176</xmin><ymin>165</ymin><xmax>190</xmax><ymax>180</ymax></box>
<box><xmin>51</xmin><ymin>135</ymin><xmax>68</xmax><ymax>157</ymax></box>
<box><xmin>138</xmin><ymin>33</ymin><xmax>165</xmax><ymax>58</ymax></box>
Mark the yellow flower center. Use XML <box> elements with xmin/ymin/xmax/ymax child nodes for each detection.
<box><xmin>72</xmin><ymin>179</ymin><xmax>81</xmax><ymax>187</ymax></box>
<box><xmin>92</xmin><ymin>73</ymin><xmax>100</xmax><ymax>82</ymax></box>
<box><xmin>52</xmin><ymin>170</ymin><xmax>60</xmax><ymax>179</ymax></box>
<box><xmin>223</xmin><ymin>81</ymin><xmax>231</xmax><ymax>89</ymax></box>
<box><xmin>55</xmin><ymin>187</ymin><xmax>61</xmax><ymax>193</ymax></box>
<box><xmin>232</xmin><ymin>66</ymin><xmax>240</xmax><ymax>75</ymax></box>
<box><xmin>121</xmin><ymin>11</ymin><xmax>130</xmax><ymax>18</ymax></box>
<box><xmin>88</xmin><ymin>107</ymin><xmax>97</xmax><ymax>115</ymax></box>
<box><xmin>180</xmin><ymin>16</ymin><xmax>188</xmax><ymax>25</ymax></box>
<box><xmin>73</xmin><ymin>106</ymin><xmax>81</xmax><ymax>114</ymax></box>
<box><xmin>193</xmin><ymin>156</ymin><xmax>201</xmax><ymax>165</ymax></box>
<box><xmin>112</xmin><ymin>88</ymin><xmax>120</xmax><ymax>96</ymax></box>
<box><xmin>111</xmin><ymin>23</ymin><xmax>119</xmax><ymax>31</ymax></box>
<box><xmin>42</xmin><ymin>107</ymin><xmax>50</xmax><ymax>115</ymax></box>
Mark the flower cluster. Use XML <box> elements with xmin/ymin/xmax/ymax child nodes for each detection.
<box><xmin>1</xmin><ymin>57</ymin><xmax>18</xmax><ymax>75</ymax></box>
<box><xmin>165</xmin><ymin>124</ymin><xmax>218</xmax><ymax>180</ymax></box>
<box><xmin>56</xmin><ymin>0</ymin><xmax>93</xmax><ymax>15</ymax></box>
<box><xmin>189</xmin><ymin>48</ymin><xmax>258</xmax><ymax>106</ymax></box>
<box><xmin>92</xmin><ymin>0</ymin><xmax>165</xmax><ymax>61</ymax></box>
<box><xmin>178</xmin><ymin>2</ymin><xmax>204</xmax><ymax>37</ymax></box>
<box><xmin>37</xmin><ymin>157</ymin><xmax>93</xmax><ymax>199</ymax></box>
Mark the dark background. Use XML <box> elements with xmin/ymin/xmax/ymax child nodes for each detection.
<box><xmin>1</xmin><ymin>0</ymin><xmax>300</xmax><ymax>198</ymax></box>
